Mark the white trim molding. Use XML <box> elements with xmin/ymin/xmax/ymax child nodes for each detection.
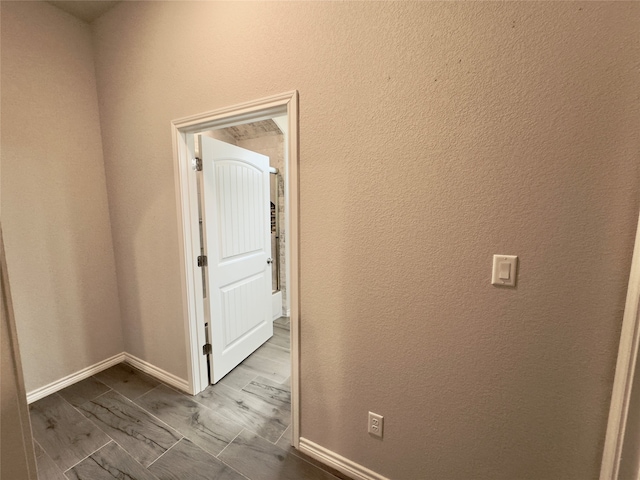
<box><xmin>601</xmin><ymin>211</ymin><xmax>640</xmax><ymax>480</ymax></box>
<box><xmin>299</xmin><ymin>438</ymin><xmax>390</xmax><ymax>480</ymax></box>
<box><xmin>26</xmin><ymin>352</ymin><xmax>190</xmax><ymax>404</ymax></box>
<box><xmin>26</xmin><ymin>352</ymin><xmax>125</xmax><ymax>404</ymax></box>
<box><xmin>171</xmin><ymin>91</ymin><xmax>300</xmax><ymax>446</ymax></box>
<box><xmin>123</xmin><ymin>353</ymin><xmax>190</xmax><ymax>393</ymax></box>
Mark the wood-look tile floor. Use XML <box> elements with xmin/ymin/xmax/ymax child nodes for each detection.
<box><xmin>30</xmin><ymin>318</ymin><xmax>346</xmax><ymax>480</ymax></box>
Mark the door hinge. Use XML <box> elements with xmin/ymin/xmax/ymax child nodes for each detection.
<box><xmin>192</xmin><ymin>157</ymin><xmax>202</xmax><ymax>171</ymax></box>
<box><xmin>197</xmin><ymin>255</ymin><xmax>207</xmax><ymax>267</ymax></box>
<box><xmin>202</xmin><ymin>343</ymin><xmax>212</xmax><ymax>355</ymax></box>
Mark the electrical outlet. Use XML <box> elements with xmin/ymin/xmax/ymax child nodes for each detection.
<box><xmin>368</xmin><ymin>412</ymin><xmax>383</xmax><ymax>438</ymax></box>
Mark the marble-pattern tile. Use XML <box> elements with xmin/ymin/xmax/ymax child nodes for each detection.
<box><xmin>95</xmin><ymin>363</ymin><xmax>160</xmax><ymax>400</ymax></box>
<box><xmin>136</xmin><ymin>385</ymin><xmax>243</xmax><ymax>456</ymax></box>
<box><xmin>148</xmin><ymin>438</ymin><xmax>245</xmax><ymax>480</ymax></box>
<box><xmin>219</xmin><ymin>430</ymin><xmax>337</xmax><ymax>480</ymax></box>
<box><xmin>29</xmin><ymin>394</ymin><xmax>110</xmax><ymax>471</ymax></box>
<box><xmin>33</xmin><ymin>440</ymin><xmax>67</xmax><ymax>480</ymax></box>
<box><xmin>242</xmin><ymin>376</ymin><xmax>291</xmax><ymax>409</ymax></box>
<box><xmin>78</xmin><ymin>390</ymin><xmax>182</xmax><ymax>467</ymax></box>
<box><xmin>219</xmin><ymin>364</ymin><xmax>259</xmax><ymax>391</ymax></box>
<box><xmin>57</xmin><ymin>376</ymin><xmax>111</xmax><ymax>407</ymax></box>
<box><xmin>65</xmin><ymin>441</ymin><xmax>158</xmax><ymax>480</ymax></box>
<box><xmin>194</xmin><ymin>383</ymin><xmax>288</xmax><ymax>443</ymax></box>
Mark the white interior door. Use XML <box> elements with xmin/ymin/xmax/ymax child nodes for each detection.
<box><xmin>201</xmin><ymin>137</ymin><xmax>273</xmax><ymax>383</ymax></box>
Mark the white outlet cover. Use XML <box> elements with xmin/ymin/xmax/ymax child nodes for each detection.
<box><xmin>491</xmin><ymin>255</ymin><xmax>518</xmax><ymax>287</ymax></box>
<box><xmin>368</xmin><ymin>411</ymin><xmax>384</xmax><ymax>438</ymax></box>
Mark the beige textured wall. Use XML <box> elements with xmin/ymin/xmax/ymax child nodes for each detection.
<box><xmin>92</xmin><ymin>2</ymin><xmax>639</xmax><ymax>479</ymax></box>
<box><xmin>1</xmin><ymin>1</ymin><xmax>123</xmax><ymax>392</ymax></box>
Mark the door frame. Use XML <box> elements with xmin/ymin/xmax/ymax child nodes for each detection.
<box><xmin>171</xmin><ymin>91</ymin><xmax>300</xmax><ymax>447</ymax></box>
<box><xmin>601</xmin><ymin>210</ymin><xmax>640</xmax><ymax>479</ymax></box>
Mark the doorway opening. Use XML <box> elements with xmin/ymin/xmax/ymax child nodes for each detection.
<box><xmin>171</xmin><ymin>91</ymin><xmax>299</xmax><ymax>447</ymax></box>
<box><xmin>196</xmin><ymin>118</ymin><xmax>290</xmax><ymax>338</ymax></box>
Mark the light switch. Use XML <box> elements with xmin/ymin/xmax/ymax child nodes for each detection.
<box><xmin>492</xmin><ymin>255</ymin><xmax>518</xmax><ymax>287</ymax></box>
<box><xmin>498</xmin><ymin>261</ymin><xmax>511</xmax><ymax>280</ymax></box>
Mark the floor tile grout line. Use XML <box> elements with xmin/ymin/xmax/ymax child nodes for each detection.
<box><xmin>65</xmin><ymin>390</ymin><xmax>114</xmax><ymax>431</ymax></box>
<box><xmin>131</xmin><ymin>387</ymin><xmax>162</xmax><ymax>402</ymax></box>
<box><xmin>146</xmin><ymin>382</ymin><xmax>256</xmax><ymax>445</ymax></box>
<box><xmin>130</xmin><ymin>383</ymin><xmax>201</xmax><ymax>436</ymax></box>
<box><xmin>259</xmin><ymin>340</ymin><xmax>291</xmax><ymax>353</ymax></box>
<box><xmin>179</xmin><ymin>432</ymin><xmax>252</xmax><ymax>480</ymax></box>
<box><xmin>64</xmin><ymin>439</ymin><xmax>164</xmax><ymax>480</ymax></box>
<box><xmin>240</xmin><ymin>387</ymin><xmax>292</xmax><ymax>412</ymax></box>
<box><xmin>63</xmin><ymin>396</ymin><xmax>157</xmax><ymax>474</ymax></box>
<box><xmin>238</xmin><ymin>421</ymin><xmax>291</xmax><ymax>447</ymax></box>
<box><xmin>190</xmin><ymin>374</ymin><xmax>292</xmax><ymax>444</ymax></box>
<box><xmin>236</xmin><ymin>372</ymin><xmax>261</xmax><ymax>392</ymax></box>
<box><xmin>67</xmin><ymin>387</ymin><xmax>186</xmax><ymax>469</ymax></box>
<box><xmin>246</xmin><ymin>356</ymin><xmax>291</xmax><ymax>371</ymax></box>
<box><xmin>218</xmin><ymin>427</ymin><xmax>341</xmax><ymax>480</ymax></box>
<box><xmin>34</xmin><ymin>342</ymin><xmax>296</xmax><ymax>479</ymax></box>
<box><xmin>104</xmin><ymin>390</ymin><xmax>186</xmax><ymax>443</ymax></box>
<box><xmin>61</xmin><ymin>438</ymin><xmax>113</xmax><ymax>474</ymax></box>
<box><xmin>189</xmin><ymin>393</ymin><xmax>264</xmax><ymax>438</ymax></box>
<box><xmin>96</xmin><ymin>364</ymin><xmax>163</xmax><ymax>400</ymax></box>
<box><xmin>32</xmin><ymin>437</ymin><xmax>68</xmax><ymax>479</ymax></box>
<box><xmin>242</xmin><ymin>374</ymin><xmax>292</xmax><ymax>392</ymax></box>
<box><xmin>115</xmin><ymin>441</ymin><xmax>164</xmax><ymax>480</ymax></box>
<box><xmin>145</xmin><ymin>437</ymin><xmax>184</xmax><ymax>469</ymax></box>
<box><xmin>214</xmin><ymin>381</ymin><xmax>291</xmax><ymax>411</ymax></box>
<box><xmin>163</xmin><ymin>382</ymin><xmax>258</xmax><ymax>436</ymax></box>
<box><xmin>215</xmin><ymin>428</ymin><xmax>245</xmax><ymax>459</ymax></box>
<box><xmin>274</xmin><ymin>425</ymin><xmax>290</xmax><ymax>446</ymax></box>
<box><xmin>34</xmin><ymin>392</ymin><xmax>113</xmax><ymax>473</ymax></box>
<box><xmin>56</xmin><ymin>377</ymin><xmax>112</xmax><ymax>406</ymax></box>
<box><xmin>189</xmin><ymin>386</ymin><xmax>289</xmax><ymax>447</ymax></box>
<box><xmin>216</xmin><ymin>455</ymin><xmax>252</xmax><ymax>480</ymax></box>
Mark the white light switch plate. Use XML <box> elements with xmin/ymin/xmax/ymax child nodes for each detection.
<box><xmin>492</xmin><ymin>255</ymin><xmax>518</xmax><ymax>287</ymax></box>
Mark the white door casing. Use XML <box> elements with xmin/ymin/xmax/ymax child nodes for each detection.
<box><xmin>171</xmin><ymin>91</ymin><xmax>299</xmax><ymax>448</ymax></box>
<box><xmin>601</xmin><ymin>209</ymin><xmax>640</xmax><ymax>480</ymax></box>
<box><xmin>201</xmin><ymin>137</ymin><xmax>273</xmax><ymax>383</ymax></box>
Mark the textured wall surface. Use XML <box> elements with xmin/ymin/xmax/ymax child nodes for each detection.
<box><xmin>1</xmin><ymin>1</ymin><xmax>123</xmax><ymax>392</ymax></box>
<box><xmin>91</xmin><ymin>2</ymin><xmax>639</xmax><ymax>479</ymax></box>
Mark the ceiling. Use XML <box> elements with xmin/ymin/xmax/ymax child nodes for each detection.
<box><xmin>222</xmin><ymin>120</ymin><xmax>283</xmax><ymax>141</ymax></box>
<box><xmin>47</xmin><ymin>1</ymin><xmax>121</xmax><ymax>23</ymax></box>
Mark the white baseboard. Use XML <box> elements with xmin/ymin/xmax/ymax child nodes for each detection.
<box><xmin>123</xmin><ymin>353</ymin><xmax>190</xmax><ymax>393</ymax></box>
<box><xmin>298</xmin><ymin>437</ymin><xmax>390</xmax><ymax>480</ymax></box>
<box><xmin>26</xmin><ymin>352</ymin><xmax>191</xmax><ymax>404</ymax></box>
<box><xmin>26</xmin><ymin>352</ymin><xmax>125</xmax><ymax>404</ymax></box>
